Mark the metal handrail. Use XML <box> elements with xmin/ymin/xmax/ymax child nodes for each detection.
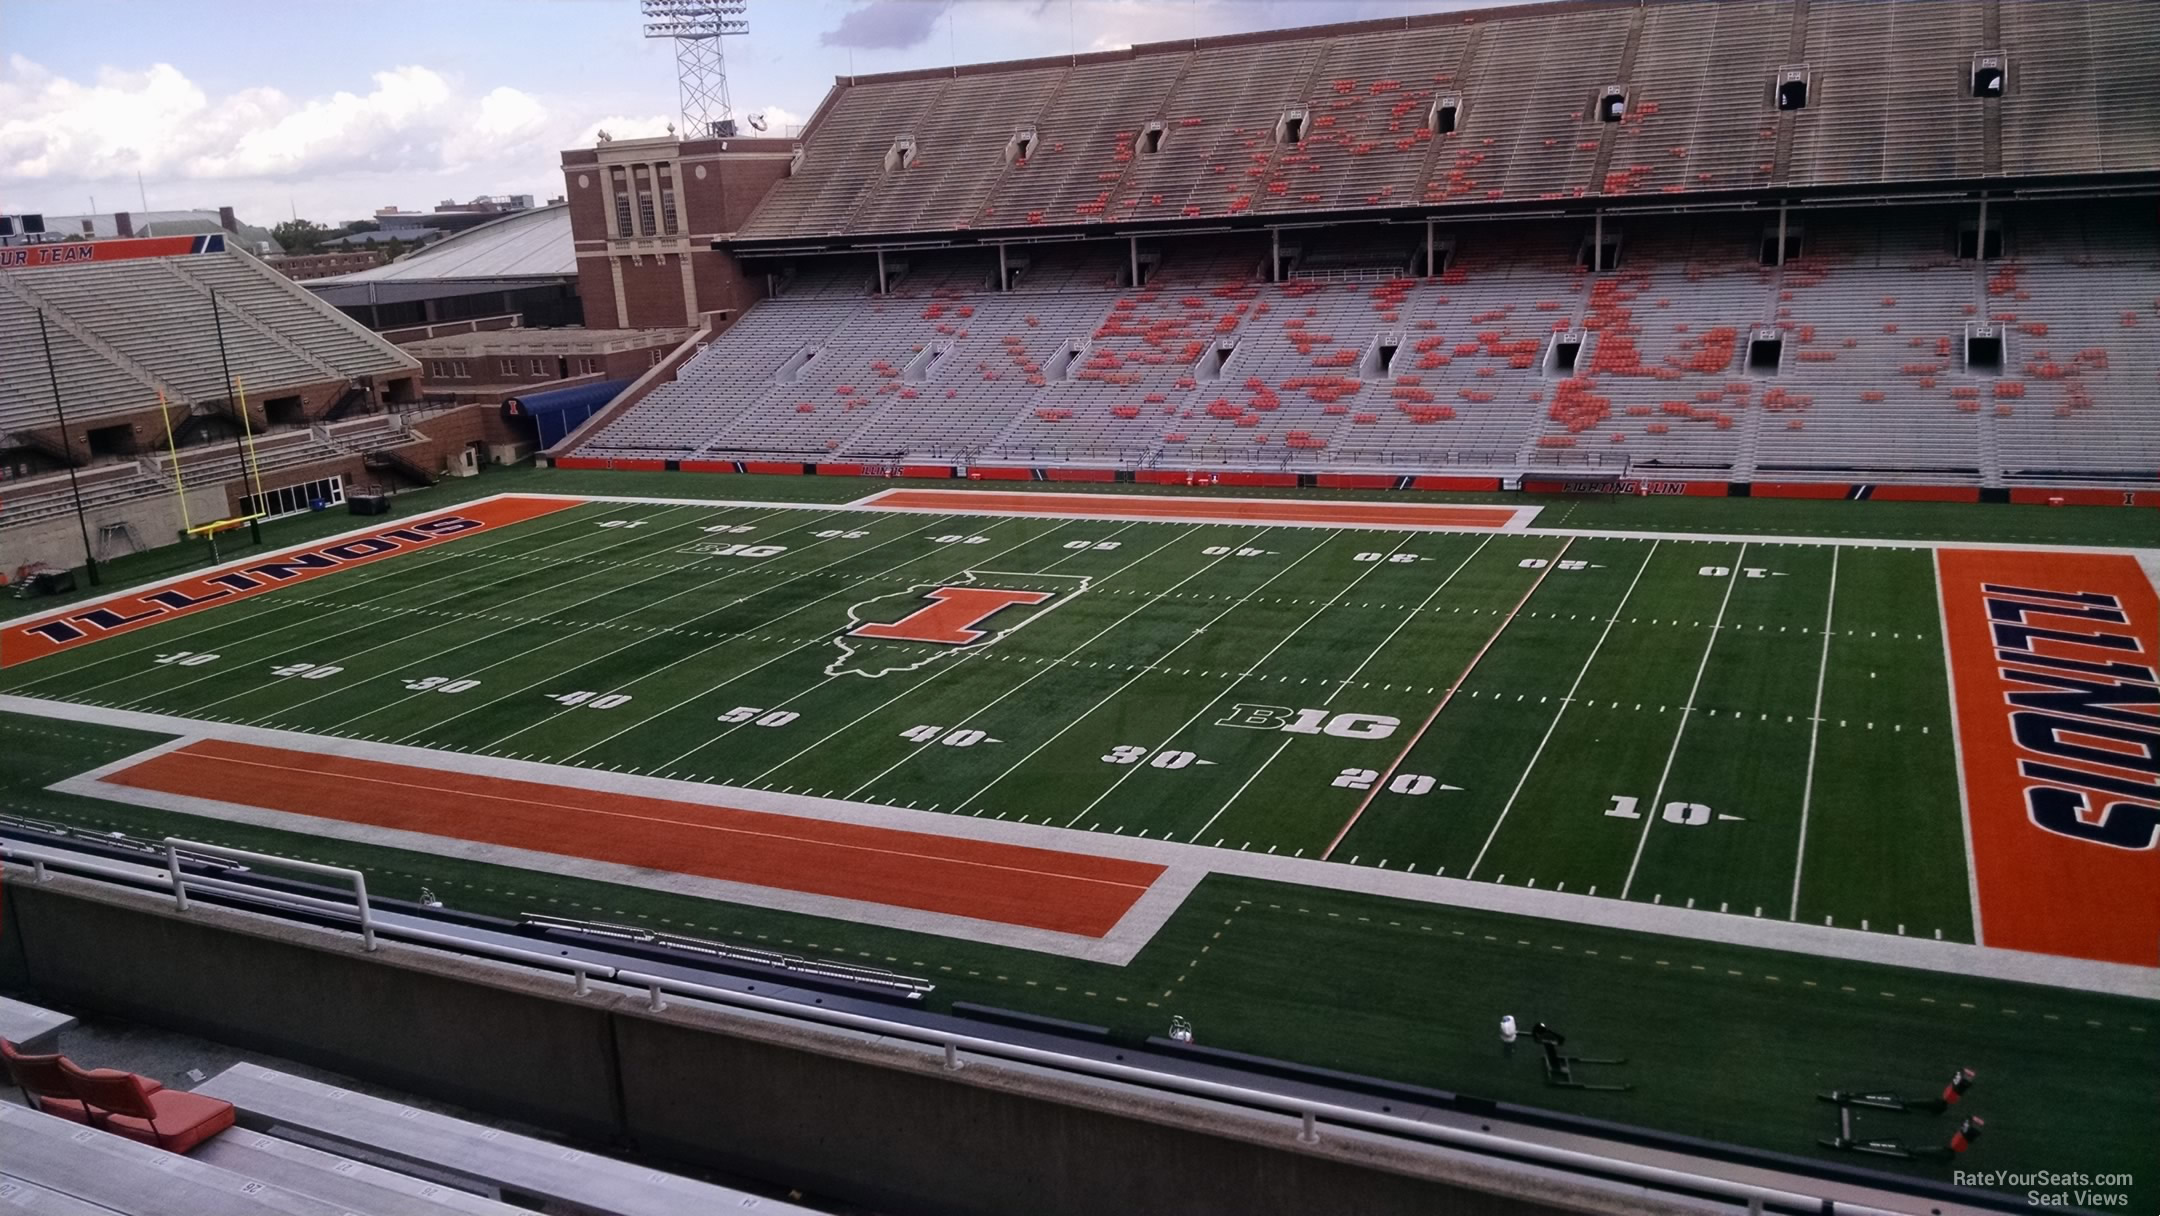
<box><xmin>4</xmin><ymin>839</ymin><xmax>611</xmax><ymax>994</ymax></box>
<box><xmin>612</xmin><ymin>969</ymin><xmax>1904</xmax><ymax>1216</ymax></box>
<box><xmin>164</xmin><ymin>838</ymin><xmax>376</xmax><ymax>952</ymax></box>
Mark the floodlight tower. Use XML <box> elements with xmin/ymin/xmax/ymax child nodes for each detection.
<box><xmin>641</xmin><ymin>1</ymin><xmax>750</xmax><ymax>138</ymax></box>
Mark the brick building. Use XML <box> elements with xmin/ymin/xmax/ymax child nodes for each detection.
<box><xmin>402</xmin><ymin>325</ymin><xmax>690</xmax><ymax>402</ymax></box>
<box><xmin>264</xmin><ymin>249</ymin><xmax>384</xmax><ymax>281</ymax></box>
<box><xmin>560</xmin><ymin>132</ymin><xmax>795</xmax><ymax>329</ymax></box>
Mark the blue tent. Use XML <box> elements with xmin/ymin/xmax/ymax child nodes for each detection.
<box><xmin>502</xmin><ymin>379</ymin><xmax>631</xmax><ymax>448</ymax></box>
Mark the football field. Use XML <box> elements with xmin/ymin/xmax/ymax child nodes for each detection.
<box><xmin>3</xmin><ymin>490</ymin><xmax>1982</xmax><ymax>936</ymax></box>
<box><xmin>3</xmin><ymin>483</ymin><xmax>2157</xmax><ymax>1197</ymax></box>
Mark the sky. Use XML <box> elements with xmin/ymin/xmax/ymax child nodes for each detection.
<box><xmin>0</xmin><ymin>0</ymin><xmax>1519</xmax><ymax>229</ymax></box>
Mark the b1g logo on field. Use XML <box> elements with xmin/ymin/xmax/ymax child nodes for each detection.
<box><xmin>826</xmin><ymin>571</ymin><xmax>1090</xmax><ymax>678</ymax></box>
<box><xmin>1215</xmin><ymin>704</ymin><xmax>1400</xmax><ymax>740</ymax></box>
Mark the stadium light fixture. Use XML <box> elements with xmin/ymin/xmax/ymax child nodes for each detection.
<box><xmin>641</xmin><ymin>1</ymin><xmax>750</xmax><ymax>139</ymax></box>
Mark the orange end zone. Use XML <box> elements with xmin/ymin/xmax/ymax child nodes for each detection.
<box><xmin>104</xmin><ymin>739</ymin><xmax>1164</xmax><ymax>938</ymax></box>
<box><xmin>1</xmin><ymin>496</ymin><xmax>577</xmax><ymax>668</ymax></box>
<box><xmin>859</xmin><ymin>489</ymin><xmax>1519</xmax><ymax>529</ymax></box>
<box><xmin>1937</xmin><ymin>549</ymin><xmax>2160</xmax><ymax>967</ymax></box>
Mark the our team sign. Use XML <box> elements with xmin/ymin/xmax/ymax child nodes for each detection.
<box><xmin>1937</xmin><ymin>548</ymin><xmax>2160</xmax><ymax>966</ymax></box>
<box><xmin>1</xmin><ymin>496</ymin><xmax>575</xmax><ymax>667</ymax></box>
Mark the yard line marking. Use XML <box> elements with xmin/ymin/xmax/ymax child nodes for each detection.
<box><xmin>240</xmin><ymin>505</ymin><xmax>833</xmax><ymax>728</ymax></box>
<box><xmin>28</xmin><ymin>501</ymin><xmax>664</xmax><ymax>699</ymax></box>
<box><xmin>529</xmin><ymin>513</ymin><xmax>1056</xmax><ymax>760</ymax></box>
<box><xmin>668</xmin><ymin>518</ymin><xmax>1146</xmax><ymax>775</ymax></box>
<box><xmin>1466</xmin><ymin>541</ymin><xmax>1660</xmax><ymax>880</ymax></box>
<box><xmin>1323</xmin><ymin>536</ymin><xmax>1577</xmax><ymax>862</ymax></box>
<box><xmin>1789</xmin><ymin>546</ymin><xmax>1839</xmax><ymax>919</ymax></box>
<box><xmin>1036</xmin><ymin>527</ymin><xmax>1410</xmax><ymax>828</ymax></box>
<box><xmin>1621</xmin><ymin>544</ymin><xmax>1747</xmax><ymax>900</ymax></box>
<box><xmin>128</xmin><ymin>504</ymin><xmax>735</xmax><ymax>713</ymax></box>
<box><xmin>858</xmin><ymin>524</ymin><xmax>1303</xmax><ymax>807</ymax></box>
<box><xmin>1192</xmin><ymin>534</ymin><xmax>1494</xmax><ymax>845</ymax></box>
<box><xmin>418</xmin><ymin>512</ymin><xmax>957</xmax><ymax>745</ymax></box>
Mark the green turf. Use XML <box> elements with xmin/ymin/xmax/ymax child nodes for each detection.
<box><xmin>4</xmin><ymin>713</ymin><xmax>2152</xmax><ymax>1205</ymax></box>
<box><xmin>2</xmin><ymin>486</ymin><xmax>2153</xmax><ymax>1202</ymax></box>
<box><xmin>9</xmin><ymin>463</ymin><xmax>2154</xmax><ymax>623</ymax></box>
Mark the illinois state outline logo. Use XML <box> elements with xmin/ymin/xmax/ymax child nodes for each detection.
<box><xmin>825</xmin><ymin>570</ymin><xmax>1090</xmax><ymax>678</ymax></box>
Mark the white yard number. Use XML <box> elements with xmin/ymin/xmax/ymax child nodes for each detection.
<box><xmin>551</xmin><ymin>691</ymin><xmax>632</xmax><ymax>709</ymax></box>
<box><xmin>1519</xmin><ymin>558</ymin><xmax>1589</xmax><ymax>570</ymax></box>
<box><xmin>1332</xmin><ymin>768</ymin><xmax>1438</xmax><ymax>795</ymax></box>
<box><xmin>154</xmin><ymin>651</ymin><xmax>220</xmax><ymax>667</ymax></box>
<box><xmin>1603</xmin><ymin>794</ymin><xmax>1715</xmax><ymax>825</ymax></box>
<box><xmin>902</xmin><ymin>724</ymin><xmax>993</xmax><ymax>747</ymax></box>
<box><xmin>814</xmin><ymin>529</ymin><xmax>869</xmax><ymax>539</ymax></box>
<box><xmin>1354</xmin><ymin>552</ymin><xmax>1419</xmax><ymax>563</ymax></box>
<box><xmin>1699</xmin><ymin>566</ymin><xmax>1776</xmax><ymax>579</ymax></box>
<box><xmin>718</xmin><ymin>706</ymin><xmax>798</xmax><ymax>727</ymax></box>
<box><xmin>270</xmin><ymin>662</ymin><xmax>342</xmax><ymax>679</ymax></box>
<box><xmin>697</xmin><ymin>543</ymin><xmax>788</xmax><ymax>558</ymax></box>
<box><xmin>598</xmin><ymin>519</ymin><xmax>646</xmax><ymax>529</ymax></box>
<box><xmin>402</xmin><ymin>676</ymin><xmax>479</xmax><ymax>694</ymax></box>
<box><xmin>1216</xmin><ymin>705</ymin><xmax>1399</xmax><ymax>740</ymax></box>
<box><xmin>934</xmin><ymin>534</ymin><xmax>990</xmax><ymax>544</ymax></box>
<box><xmin>702</xmin><ymin>524</ymin><xmax>755</xmax><ymax>534</ymax></box>
<box><xmin>1063</xmin><ymin>539</ymin><xmax>1122</xmax><ymax>550</ymax></box>
<box><xmin>1201</xmin><ymin>546</ymin><xmax>1268</xmax><ymax>557</ymax></box>
<box><xmin>1101</xmin><ymin>745</ymin><xmax>1209</xmax><ymax>768</ymax></box>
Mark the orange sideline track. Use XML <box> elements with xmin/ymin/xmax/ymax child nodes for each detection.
<box><xmin>861</xmin><ymin>489</ymin><xmax>1518</xmax><ymax>529</ymax></box>
<box><xmin>107</xmin><ymin>739</ymin><xmax>1164</xmax><ymax>937</ymax></box>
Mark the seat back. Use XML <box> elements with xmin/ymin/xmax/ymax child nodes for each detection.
<box><xmin>56</xmin><ymin>1057</ymin><xmax>158</xmax><ymax>1121</ymax></box>
<box><xmin>0</xmin><ymin>1037</ymin><xmax>77</xmax><ymax>1104</ymax></box>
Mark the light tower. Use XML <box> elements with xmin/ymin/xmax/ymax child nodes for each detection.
<box><xmin>641</xmin><ymin>1</ymin><xmax>750</xmax><ymax>138</ymax></box>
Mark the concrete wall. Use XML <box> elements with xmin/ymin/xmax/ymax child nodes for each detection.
<box><xmin>0</xmin><ymin>876</ymin><xmax>1616</xmax><ymax>1216</ymax></box>
<box><xmin>1</xmin><ymin>483</ymin><xmax>226</xmax><ymax>573</ymax></box>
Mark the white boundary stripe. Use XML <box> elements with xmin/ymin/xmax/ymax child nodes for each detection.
<box><xmin>18</xmin><ymin>695</ymin><xmax>2151</xmax><ymax>995</ymax></box>
<box><xmin>1466</xmin><ymin>540</ymin><xmax>1660</xmax><ymax>881</ymax></box>
<box><xmin>1789</xmin><ymin>546</ymin><xmax>1840</xmax><ymax>920</ymax></box>
<box><xmin>1620</xmin><ymin>543</ymin><xmax>1747</xmax><ymax>900</ymax></box>
<box><xmin>1934</xmin><ymin>553</ymin><xmax>1988</xmax><ymax>946</ymax></box>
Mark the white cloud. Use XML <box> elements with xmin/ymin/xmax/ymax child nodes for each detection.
<box><xmin>0</xmin><ymin>54</ymin><xmax>623</xmax><ymax>224</ymax></box>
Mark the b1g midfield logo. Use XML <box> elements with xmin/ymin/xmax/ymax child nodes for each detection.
<box><xmin>826</xmin><ymin>571</ymin><xmax>1091</xmax><ymax>678</ymax></box>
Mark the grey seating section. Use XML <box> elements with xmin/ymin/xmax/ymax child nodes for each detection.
<box><xmin>194</xmin><ymin>1128</ymin><xmax>525</xmax><ymax>1216</ymax></box>
<box><xmin>198</xmin><ymin>1061</ymin><xmax>810</xmax><ymax>1216</ymax></box>
<box><xmin>578</xmin><ymin>203</ymin><xmax>2159</xmax><ymax>488</ymax></box>
<box><xmin>0</xmin><ymin>1100</ymin><xmax>351</xmax><ymax>1216</ymax></box>
<box><xmin>736</xmin><ymin>1</ymin><xmax>2160</xmax><ymax>242</ymax></box>
<box><xmin>0</xmin><ymin>998</ymin><xmax>75</xmax><ymax>1053</ymax></box>
<box><xmin>0</xmin><ymin>248</ymin><xmax>416</xmax><ymax>436</ymax></box>
<box><xmin>0</xmin><ymin>1174</ymin><xmax>127</xmax><ymax>1216</ymax></box>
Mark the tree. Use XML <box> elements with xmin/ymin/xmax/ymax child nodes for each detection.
<box><xmin>271</xmin><ymin>219</ymin><xmax>330</xmax><ymax>253</ymax></box>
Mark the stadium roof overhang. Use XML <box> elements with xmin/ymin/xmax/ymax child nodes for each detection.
<box><xmin>718</xmin><ymin>171</ymin><xmax>2160</xmax><ymax>260</ymax></box>
<box><xmin>306</xmin><ymin>275</ymin><xmax>572</xmax><ymax>308</ymax></box>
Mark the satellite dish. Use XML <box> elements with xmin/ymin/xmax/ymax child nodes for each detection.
<box><xmin>748</xmin><ymin>113</ymin><xmax>768</xmax><ymax>132</ymax></box>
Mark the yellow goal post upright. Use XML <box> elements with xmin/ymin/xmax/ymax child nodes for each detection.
<box><xmin>161</xmin><ymin>386</ymin><xmax>266</xmax><ymax>563</ymax></box>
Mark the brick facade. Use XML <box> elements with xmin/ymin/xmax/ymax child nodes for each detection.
<box><xmin>562</xmin><ymin>134</ymin><xmax>792</xmax><ymax>329</ymax></box>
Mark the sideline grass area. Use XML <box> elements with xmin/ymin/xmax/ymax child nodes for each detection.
<box><xmin>4</xmin><ymin>710</ymin><xmax>2153</xmax><ymax>1205</ymax></box>
<box><xmin>7</xmin><ymin>462</ymin><xmax>2154</xmax><ymax>622</ymax></box>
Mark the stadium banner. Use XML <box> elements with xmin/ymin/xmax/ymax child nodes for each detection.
<box><xmin>1936</xmin><ymin>548</ymin><xmax>2160</xmax><ymax>966</ymax></box>
<box><xmin>0</xmin><ymin>496</ymin><xmax>577</xmax><ymax>668</ymax></box>
<box><xmin>2007</xmin><ymin>487</ymin><xmax>2160</xmax><ymax>508</ymax></box>
<box><xmin>0</xmin><ymin>234</ymin><xmax>225</xmax><ymax>270</ymax></box>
